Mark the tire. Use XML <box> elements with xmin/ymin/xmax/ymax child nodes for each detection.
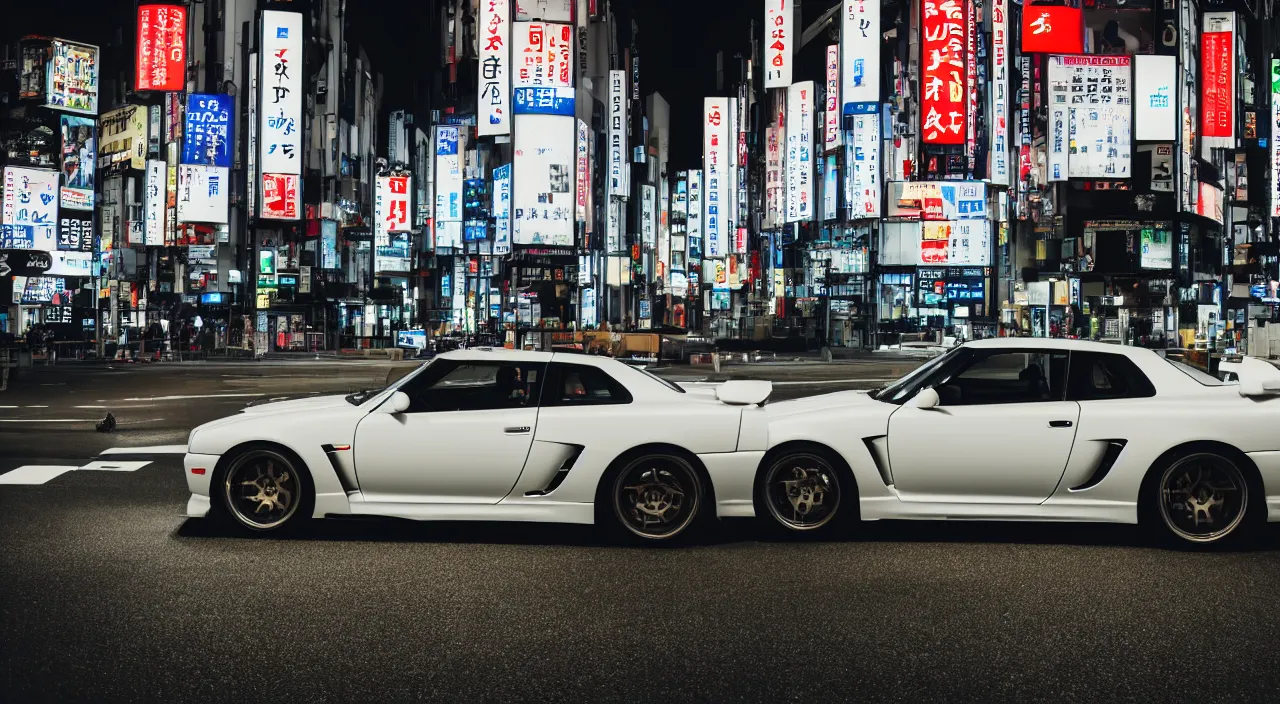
<box><xmin>756</xmin><ymin>448</ymin><xmax>853</xmax><ymax>536</ymax></box>
<box><xmin>218</xmin><ymin>446</ymin><xmax>313</xmax><ymax>534</ymax></box>
<box><xmin>1145</xmin><ymin>448</ymin><xmax>1259</xmax><ymax>547</ymax></box>
<box><xmin>607</xmin><ymin>452</ymin><xmax>704</xmax><ymax>541</ymax></box>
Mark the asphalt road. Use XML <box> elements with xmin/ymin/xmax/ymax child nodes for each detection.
<box><xmin>5</xmin><ymin>358</ymin><xmax>1280</xmax><ymax>702</ymax></box>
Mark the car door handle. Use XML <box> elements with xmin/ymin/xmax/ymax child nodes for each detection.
<box><xmin>504</xmin><ymin>426</ymin><xmax>531</xmax><ymax>435</ymax></box>
<box><xmin>1049</xmin><ymin>420</ymin><xmax>1074</xmax><ymax>428</ymax></box>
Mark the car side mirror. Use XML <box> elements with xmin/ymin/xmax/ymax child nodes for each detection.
<box><xmin>387</xmin><ymin>391</ymin><xmax>412</xmax><ymax>414</ymax></box>
<box><xmin>912</xmin><ymin>387</ymin><xmax>941</xmax><ymax>410</ymax></box>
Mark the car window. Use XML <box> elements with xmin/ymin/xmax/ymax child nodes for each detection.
<box><xmin>404</xmin><ymin>361</ymin><xmax>545</xmax><ymax>412</ymax></box>
<box><xmin>544</xmin><ymin>363</ymin><xmax>633</xmax><ymax>407</ymax></box>
<box><xmin>932</xmin><ymin>351</ymin><xmax>1069</xmax><ymax>406</ymax></box>
<box><xmin>1067</xmin><ymin>352</ymin><xmax>1156</xmax><ymax>401</ymax></box>
<box><xmin>875</xmin><ymin>346</ymin><xmax>966</xmax><ymax>404</ymax></box>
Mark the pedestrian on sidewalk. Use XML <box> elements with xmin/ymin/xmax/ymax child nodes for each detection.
<box><xmin>44</xmin><ymin>328</ymin><xmax>56</xmax><ymax>366</ymax></box>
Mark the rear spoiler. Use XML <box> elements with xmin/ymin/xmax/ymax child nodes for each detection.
<box><xmin>1217</xmin><ymin>357</ymin><xmax>1280</xmax><ymax>398</ymax></box>
<box><xmin>715</xmin><ymin>380</ymin><xmax>773</xmax><ymax>406</ymax></box>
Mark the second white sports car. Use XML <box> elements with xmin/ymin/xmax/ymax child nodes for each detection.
<box><xmin>184</xmin><ymin>349</ymin><xmax>773</xmax><ymax>540</ymax></box>
<box><xmin>753</xmin><ymin>338</ymin><xmax>1280</xmax><ymax>545</ymax></box>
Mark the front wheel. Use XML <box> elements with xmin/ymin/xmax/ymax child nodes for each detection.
<box><xmin>757</xmin><ymin>450</ymin><xmax>849</xmax><ymax>534</ymax></box>
<box><xmin>1151</xmin><ymin>451</ymin><xmax>1255</xmax><ymax>546</ymax></box>
<box><xmin>221</xmin><ymin>448</ymin><xmax>311</xmax><ymax>533</ymax></box>
<box><xmin>610</xmin><ymin>454</ymin><xmax>703</xmax><ymax>541</ymax></box>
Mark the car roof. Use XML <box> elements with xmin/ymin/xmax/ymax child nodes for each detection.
<box><xmin>963</xmin><ymin>338</ymin><xmax>1155</xmax><ymax>356</ymax></box>
<box><xmin>433</xmin><ymin>349</ymin><xmax>629</xmax><ymax>368</ymax></box>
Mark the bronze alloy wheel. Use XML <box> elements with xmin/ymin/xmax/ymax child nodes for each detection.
<box><xmin>762</xmin><ymin>452</ymin><xmax>842</xmax><ymax>531</ymax></box>
<box><xmin>1157</xmin><ymin>452</ymin><xmax>1249</xmax><ymax>544</ymax></box>
<box><xmin>223</xmin><ymin>450</ymin><xmax>302</xmax><ymax>531</ymax></box>
<box><xmin>612</xmin><ymin>455</ymin><xmax>702</xmax><ymax>540</ymax></box>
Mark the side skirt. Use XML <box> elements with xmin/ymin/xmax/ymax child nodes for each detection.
<box><xmin>859</xmin><ymin>495</ymin><xmax>1137</xmax><ymax>524</ymax></box>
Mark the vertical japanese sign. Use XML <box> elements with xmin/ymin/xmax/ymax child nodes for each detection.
<box><xmin>1272</xmin><ymin>60</ymin><xmax>1280</xmax><ymax>219</ymax></box>
<box><xmin>576</xmin><ymin>119</ymin><xmax>589</xmax><ymax>222</ymax></box>
<box><xmin>376</xmin><ymin>175</ymin><xmax>412</xmax><ymax>236</ymax></box>
<box><xmin>687</xmin><ymin>170</ymin><xmax>703</xmax><ymax>255</ymax></box>
<box><xmin>259</xmin><ymin>11</ymin><xmax>302</xmax><ymax>220</ymax></box>
<box><xmin>513</xmin><ymin>22</ymin><xmax>573</xmax><ymax>88</ymax></box>
<box><xmin>608</xmin><ymin>70</ymin><xmax>628</xmax><ymax>197</ymax></box>
<box><xmin>59</xmin><ymin>116</ymin><xmax>96</xmax><ymax>211</ymax></box>
<box><xmin>703</xmin><ymin>98</ymin><xmax>729</xmax><ymax>258</ymax></box>
<box><xmin>785</xmin><ymin>81</ymin><xmax>814</xmax><ymax>222</ymax></box>
<box><xmin>144</xmin><ymin>160</ymin><xmax>165</xmax><ymax>245</ymax></box>
<box><xmin>181</xmin><ymin>93</ymin><xmax>233</xmax><ymax>167</ymax></box>
<box><xmin>45</xmin><ymin>40</ymin><xmax>99</xmax><ymax>115</ymax></box>
<box><xmin>920</xmin><ymin>0</ymin><xmax>966</xmax><ymax>145</ymax></box>
<box><xmin>57</xmin><ymin>212</ymin><xmax>94</xmax><ymax>252</ymax></box>
<box><xmin>177</xmin><ymin>165</ymin><xmax>229</xmax><ymax>224</ymax></box>
<box><xmin>1</xmin><ymin>167</ymin><xmax>59</xmax><ymax>251</ymax></box>
<box><xmin>764</xmin><ymin>1</ymin><xmax>792</xmax><ymax>89</ymax></box>
<box><xmin>435</xmin><ymin>126</ymin><xmax>463</xmax><ymax>250</ymax></box>
<box><xmin>1201</xmin><ymin>12</ymin><xmax>1235</xmax><ymax>144</ymax></box>
<box><xmin>641</xmin><ymin>185</ymin><xmax>656</xmax><ymax>248</ymax></box>
<box><xmin>825</xmin><ymin>45</ymin><xmax>841</xmax><ymax>151</ymax></box>
<box><xmin>494</xmin><ymin>163</ymin><xmax>512</xmax><ymax>255</ymax></box>
<box><xmin>841</xmin><ymin>0</ymin><xmax>879</xmax><ymax>109</ymax></box>
<box><xmin>765</xmin><ymin>126</ymin><xmax>782</xmax><ymax>228</ymax></box>
<box><xmin>989</xmin><ymin>0</ymin><xmax>1009</xmax><ymax>185</ymax></box>
<box><xmin>136</xmin><ymin>4</ymin><xmax>187</xmax><ymax>92</ymax></box>
<box><xmin>846</xmin><ymin>104</ymin><xmax>880</xmax><ymax>218</ymax></box>
<box><xmin>478</xmin><ymin>0</ymin><xmax>511</xmax><ymax>136</ymax></box>
<box><xmin>321</xmin><ymin>220</ymin><xmax>338</xmax><ymax>269</ymax></box>
<box><xmin>513</xmin><ymin>114</ymin><xmax>575</xmax><ymax>246</ymax></box>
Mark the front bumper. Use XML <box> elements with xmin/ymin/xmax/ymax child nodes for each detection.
<box><xmin>184</xmin><ymin>452</ymin><xmax>221</xmax><ymax>518</ymax></box>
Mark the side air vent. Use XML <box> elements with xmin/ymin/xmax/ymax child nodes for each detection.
<box><xmin>1070</xmin><ymin>440</ymin><xmax>1127</xmax><ymax>492</ymax></box>
<box><xmin>525</xmin><ymin>445</ymin><xmax>584</xmax><ymax>497</ymax></box>
<box><xmin>321</xmin><ymin>444</ymin><xmax>359</xmax><ymax>494</ymax></box>
<box><xmin>862</xmin><ymin>436</ymin><xmax>893</xmax><ymax>486</ymax></box>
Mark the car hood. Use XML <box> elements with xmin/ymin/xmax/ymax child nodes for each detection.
<box><xmin>240</xmin><ymin>393</ymin><xmax>354</xmax><ymax>415</ymax></box>
<box><xmin>765</xmin><ymin>389</ymin><xmax>883</xmax><ymax>419</ymax></box>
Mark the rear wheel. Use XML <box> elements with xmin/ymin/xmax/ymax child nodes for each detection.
<box><xmin>221</xmin><ymin>448</ymin><xmax>311</xmax><ymax>533</ymax></box>
<box><xmin>610</xmin><ymin>454</ymin><xmax>703</xmax><ymax>541</ymax></box>
<box><xmin>1151</xmin><ymin>450</ymin><xmax>1255</xmax><ymax>546</ymax></box>
<box><xmin>757</xmin><ymin>450</ymin><xmax>849</xmax><ymax>534</ymax></box>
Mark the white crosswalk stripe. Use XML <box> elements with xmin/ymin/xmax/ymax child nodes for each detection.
<box><xmin>0</xmin><ymin>459</ymin><xmax>155</xmax><ymax>485</ymax></box>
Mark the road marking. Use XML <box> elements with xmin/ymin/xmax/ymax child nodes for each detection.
<box><xmin>74</xmin><ymin>405</ymin><xmax>108</xmax><ymax>409</ymax></box>
<box><xmin>100</xmin><ymin>445</ymin><xmax>187</xmax><ymax>456</ymax></box>
<box><xmin>0</xmin><ymin>419</ymin><xmax>99</xmax><ymax>423</ymax></box>
<box><xmin>26</xmin><ymin>405</ymin><xmax>49</xmax><ymax>408</ymax></box>
<box><xmin>79</xmin><ymin>460</ymin><xmax>152</xmax><ymax>472</ymax></box>
<box><xmin>0</xmin><ymin>465</ymin><xmax>79</xmax><ymax>485</ymax></box>
<box><xmin>118</xmin><ymin>393</ymin><xmax>265</xmax><ymax>402</ymax></box>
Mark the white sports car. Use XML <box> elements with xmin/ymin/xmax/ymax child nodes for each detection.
<box><xmin>755</xmin><ymin>338</ymin><xmax>1280</xmax><ymax>545</ymax></box>
<box><xmin>184</xmin><ymin>349</ymin><xmax>774</xmax><ymax>540</ymax></box>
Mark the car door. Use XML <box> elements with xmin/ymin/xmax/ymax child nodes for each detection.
<box><xmin>353</xmin><ymin>357</ymin><xmax>548</xmax><ymax>503</ymax></box>
<box><xmin>886</xmin><ymin>348</ymin><xmax>1080</xmax><ymax>503</ymax></box>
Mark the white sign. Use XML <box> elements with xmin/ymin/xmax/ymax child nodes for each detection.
<box><xmin>765</xmin><ymin>126</ymin><xmax>783</xmax><ymax>228</ymax></box>
<box><xmin>259</xmin><ymin>11</ymin><xmax>303</xmax><ymax>176</ymax></box>
<box><xmin>846</xmin><ymin>108</ymin><xmax>881</xmax><ymax>218</ymax></box>
<box><xmin>825</xmin><ymin>45</ymin><xmax>841</xmax><ymax>151</ymax></box>
<box><xmin>703</xmin><ymin>98</ymin><xmax>729</xmax><ymax>258</ymax></box>
<box><xmin>687</xmin><ymin>170</ymin><xmax>702</xmax><ymax>252</ymax></box>
<box><xmin>785</xmin><ymin>81</ymin><xmax>814</xmax><ymax>222</ymax></box>
<box><xmin>376</xmin><ymin>175</ymin><xmax>412</xmax><ymax>236</ymax></box>
<box><xmin>515</xmin><ymin>0</ymin><xmax>572</xmax><ymax>21</ymax></box>
<box><xmin>1272</xmin><ymin>60</ymin><xmax>1280</xmax><ymax>218</ymax></box>
<box><xmin>989</xmin><ymin>0</ymin><xmax>1010</xmax><ymax>185</ymax></box>
<box><xmin>177</xmin><ymin>165</ymin><xmax>230</xmax><ymax>224</ymax></box>
<box><xmin>1</xmin><ymin>167</ymin><xmax>59</xmax><ymax>251</ymax></box>
<box><xmin>513</xmin><ymin>113</ymin><xmax>575</xmax><ymax>246</ymax></box>
<box><xmin>478</xmin><ymin>0</ymin><xmax>512</xmax><ymax>136</ymax></box>
<box><xmin>434</xmin><ymin>126</ymin><xmax>462</xmax><ymax>223</ymax></box>
<box><xmin>145</xmin><ymin>160</ymin><xmax>166</xmax><ymax>246</ymax></box>
<box><xmin>841</xmin><ymin>0</ymin><xmax>880</xmax><ymax>108</ymax></box>
<box><xmin>512</xmin><ymin>22</ymin><xmax>573</xmax><ymax>88</ymax></box>
<box><xmin>1047</xmin><ymin>56</ymin><xmax>1132</xmax><ymax>181</ymax></box>
<box><xmin>46</xmin><ymin>251</ymin><xmax>93</xmax><ymax>277</ymax></box>
<box><xmin>764</xmin><ymin>1</ymin><xmax>793</xmax><ymax>89</ymax></box>
<box><xmin>494</xmin><ymin>163</ymin><xmax>512</xmax><ymax>255</ymax></box>
<box><xmin>606</xmin><ymin>199</ymin><xmax>621</xmax><ymax>253</ymax></box>
<box><xmin>641</xmin><ymin>185</ymin><xmax>656</xmax><ymax>248</ymax></box>
<box><xmin>608</xmin><ymin>70</ymin><xmax>629</xmax><ymax>197</ymax></box>
<box><xmin>1134</xmin><ymin>55</ymin><xmax>1176</xmax><ymax>142</ymax></box>
<box><xmin>576</xmin><ymin>118</ymin><xmax>589</xmax><ymax>222</ymax></box>
<box><xmin>920</xmin><ymin>221</ymin><xmax>991</xmax><ymax>266</ymax></box>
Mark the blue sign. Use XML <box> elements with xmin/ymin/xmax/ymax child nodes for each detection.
<box><xmin>513</xmin><ymin>87</ymin><xmax>576</xmax><ymax>116</ymax></box>
<box><xmin>436</xmin><ymin>127</ymin><xmax>459</xmax><ymax>156</ymax></box>
<box><xmin>464</xmin><ymin>220</ymin><xmax>488</xmax><ymax>242</ymax></box>
<box><xmin>843</xmin><ymin>101</ymin><xmax>878</xmax><ymax>116</ymax></box>
<box><xmin>321</xmin><ymin>220</ymin><xmax>338</xmax><ymax>269</ymax></box>
<box><xmin>0</xmin><ymin>224</ymin><xmax>51</xmax><ymax>249</ymax></box>
<box><xmin>396</xmin><ymin>330</ymin><xmax>428</xmax><ymax>350</ymax></box>
<box><xmin>201</xmin><ymin>292</ymin><xmax>227</xmax><ymax>305</ymax></box>
<box><xmin>182</xmin><ymin>93</ymin><xmax>234</xmax><ymax>167</ymax></box>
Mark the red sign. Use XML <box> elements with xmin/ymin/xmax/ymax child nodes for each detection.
<box><xmin>1020</xmin><ymin>5</ymin><xmax>1084</xmax><ymax>54</ymax></box>
<box><xmin>920</xmin><ymin>0</ymin><xmax>967</xmax><ymax>145</ymax></box>
<box><xmin>136</xmin><ymin>4</ymin><xmax>188</xmax><ymax>92</ymax></box>
<box><xmin>262</xmin><ymin>173</ymin><xmax>299</xmax><ymax>220</ymax></box>
<box><xmin>1201</xmin><ymin>26</ymin><xmax>1234</xmax><ymax>139</ymax></box>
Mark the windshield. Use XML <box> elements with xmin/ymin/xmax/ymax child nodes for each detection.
<box><xmin>872</xmin><ymin>347</ymin><xmax>964</xmax><ymax>404</ymax></box>
<box><xmin>345</xmin><ymin>360</ymin><xmax>432</xmax><ymax>405</ymax></box>
<box><xmin>1164</xmin><ymin>358</ymin><xmax>1227</xmax><ymax>386</ymax></box>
